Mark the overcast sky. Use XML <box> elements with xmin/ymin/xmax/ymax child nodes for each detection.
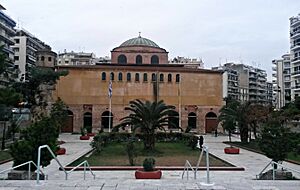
<box><xmin>2</xmin><ymin>0</ymin><xmax>300</xmax><ymax>80</ymax></box>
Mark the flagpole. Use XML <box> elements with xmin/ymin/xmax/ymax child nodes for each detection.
<box><xmin>108</xmin><ymin>96</ymin><xmax>111</xmax><ymax>133</ymax></box>
<box><xmin>108</xmin><ymin>80</ymin><xmax>112</xmax><ymax>133</ymax></box>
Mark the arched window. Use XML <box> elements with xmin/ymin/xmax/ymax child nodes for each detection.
<box><xmin>151</xmin><ymin>73</ymin><xmax>156</xmax><ymax>82</ymax></box>
<box><xmin>168</xmin><ymin>111</ymin><xmax>179</xmax><ymax>129</ymax></box>
<box><xmin>102</xmin><ymin>72</ymin><xmax>106</xmax><ymax>81</ymax></box>
<box><xmin>176</xmin><ymin>74</ymin><xmax>180</xmax><ymax>83</ymax></box>
<box><xmin>159</xmin><ymin>74</ymin><xmax>164</xmax><ymax>82</ymax></box>
<box><xmin>188</xmin><ymin>112</ymin><xmax>197</xmax><ymax>129</ymax></box>
<box><xmin>117</xmin><ymin>54</ymin><xmax>127</xmax><ymax>64</ymax></box>
<box><xmin>136</xmin><ymin>55</ymin><xmax>142</xmax><ymax>64</ymax></box>
<box><xmin>101</xmin><ymin>111</ymin><xmax>113</xmax><ymax>129</ymax></box>
<box><xmin>135</xmin><ymin>73</ymin><xmax>140</xmax><ymax>82</ymax></box>
<box><xmin>83</xmin><ymin>112</ymin><xmax>92</xmax><ymax>129</ymax></box>
<box><xmin>127</xmin><ymin>73</ymin><xmax>131</xmax><ymax>81</ymax></box>
<box><xmin>41</xmin><ymin>56</ymin><xmax>45</xmax><ymax>61</ymax></box>
<box><xmin>110</xmin><ymin>72</ymin><xmax>114</xmax><ymax>81</ymax></box>
<box><xmin>168</xmin><ymin>74</ymin><xmax>172</xmax><ymax>82</ymax></box>
<box><xmin>118</xmin><ymin>72</ymin><xmax>123</xmax><ymax>81</ymax></box>
<box><xmin>151</xmin><ymin>55</ymin><xmax>159</xmax><ymax>64</ymax></box>
<box><xmin>143</xmin><ymin>73</ymin><xmax>148</xmax><ymax>82</ymax></box>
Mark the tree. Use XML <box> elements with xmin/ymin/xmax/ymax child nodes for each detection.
<box><xmin>218</xmin><ymin>100</ymin><xmax>239</xmax><ymax>142</ymax></box>
<box><xmin>219</xmin><ymin>100</ymin><xmax>250</xmax><ymax>142</ymax></box>
<box><xmin>50</xmin><ymin>97</ymin><xmax>68</xmax><ymax>133</ymax></box>
<box><xmin>258</xmin><ymin>117</ymin><xmax>292</xmax><ymax>164</ymax></box>
<box><xmin>10</xmin><ymin>116</ymin><xmax>59</xmax><ymax>170</ymax></box>
<box><xmin>116</xmin><ymin>99</ymin><xmax>176</xmax><ymax>150</ymax></box>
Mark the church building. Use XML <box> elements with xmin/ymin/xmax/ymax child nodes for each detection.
<box><xmin>53</xmin><ymin>35</ymin><xmax>223</xmax><ymax>134</ymax></box>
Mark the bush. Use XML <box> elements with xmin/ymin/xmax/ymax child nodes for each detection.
<box><xmin>10</xmin><ymin>117</ymin><xmax>58</xmax><ymax>170</ymax></box>
<box><xmin>143</xmin><ymin>157</ymin><xmax>156</xmax><ymax>171</ymax></box>
<box><xmin>85</xmin><ymin>126</ymin><xmax>92</xmax><ymax>133</ymax></box>
<box><xmin>80</xmin><ymin>127</ymin><xmax>87</xmax><ymax>136</ymax></box>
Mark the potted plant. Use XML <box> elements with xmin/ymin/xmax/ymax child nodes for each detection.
<box><xmin>135</xmin><ymin>157</ymin><xmax>162</xmax><ymax>179</ymax></box>
<box><xmin>56</xmin><ymin>146</ymin><xmax>66</xmax><ymax>155</ymax></box>
<box><xmin>85</xmin><ymin>126</ymin><xmax>95</xmax><ymax>136</ymax></box>
<box><xmin>80</xmin><ymin>127</ymin><xmax>90</xmax><ymax>140</ymax></box>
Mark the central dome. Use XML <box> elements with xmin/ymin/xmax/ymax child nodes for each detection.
<box><xmin>119</xmin><ymin>35</ymin><xmax>160</xmax><ymax>48</ymax></box>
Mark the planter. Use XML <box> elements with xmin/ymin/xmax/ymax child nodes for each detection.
<box><xmin>135</xmin><ymin>169</ymin><xmax>162</xmax><ymax>179</ymax></box>
<box><xmin>80</xmin><ymin>136</ymin><xmax>90</xmax><ymax>140</ymax></box>
<box><xmin>56</xmin><ymin>148</ymin><xmax>66</xmax><ymax>155</ymax></box>
<box><xmin>224</xmin><ymin>147</ymin><xmax>240</xmax><ymax>154</ymax></box>
<box><xmin>87</xmin><ymin>133</ymin><xmax>95</xmax><ymax>137</ymax></box>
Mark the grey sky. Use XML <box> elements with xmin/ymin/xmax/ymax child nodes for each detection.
<box><xmin>2</xmin><ymin>0</ymin><xmax>300</xmax><ymax>80</ymax></box>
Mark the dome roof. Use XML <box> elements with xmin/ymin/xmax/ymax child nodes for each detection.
<box><xmin>119</xmin><ymin>35</ymin><xmax>160</xmax><ymax>48</ymax></box>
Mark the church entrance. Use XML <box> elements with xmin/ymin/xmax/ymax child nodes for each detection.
<box><xmin>205</xmin><ymin>112</ymin><xmax>218</xmax><ymax>133</ymax></box>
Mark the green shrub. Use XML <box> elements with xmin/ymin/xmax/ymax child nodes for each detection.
<box><xmin>10</xmin><ymin>117</ymin><xmax>58</xmax><ymax>170</ymax></box>
<box><xmin>85</xmin><ymin>126</ymin><xmax>92</xmax><ymax>133</ymax></box>
<box><xmin>143</xmin><ymin>157</ymin><xmax>156</xmax><ymax>171</ymax></box>
<box><xmin>80</xmin><ymin>127</ymin><xmax>87</xmax><ymax>136</ymax></box>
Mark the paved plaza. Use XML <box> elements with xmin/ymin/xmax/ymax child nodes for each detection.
<box><xmin>0</xmin><ymin>134</ymin><xmax>300</xmax><ymax>190</ymax></box>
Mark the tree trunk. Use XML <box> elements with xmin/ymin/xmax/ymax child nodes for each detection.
<box><xmin>240</xmin><ymin>125</ymin><xmax>248</xmax><ymax>143</ymax></box>
<box><xmin>229</xmin><ymin>130</ymin><xmax>232</xmax><ymax>143</ymax></box>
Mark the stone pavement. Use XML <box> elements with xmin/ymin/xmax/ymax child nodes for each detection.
<box><xmin>0</xmin><ymin>134</ymin><xmax>300</xmax><ymax>189</ymax></box>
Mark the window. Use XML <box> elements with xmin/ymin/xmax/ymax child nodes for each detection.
<box><xmin>127</xmin><ymin>73</ymin><xmax>131</xmax><ymax>81</ymax></box>
<box><xmin>65</xmin><ymin>60</ymin><xmax>69</xmax><ymax>64</ymax></box>
<box><xmin>168</xmin><ymin>74</ymin><xmax>172</xmax><ymax>82</ymax></box>
<box><xmin>102</xmin><ymin>72</ymin><xmax>106</xmax><ymax>81</ymax></box>
<box><xmin>176</xmin><ymin>74</ymin><xmax>180</xmax><ymax>83</ymax></box>
<box><xmin>143</xmin><ymin>73</ymin><xmax>148</xmax><ymax>82</ymax></box>
<box><xmin>136</xmin><ymin>55</ymin><xmax>142</xmax><ymax>64</ymax></box>
<box><xmin>135</xmin><ymin>73</ymin><xmax>140</xmax><ymax>82</ymax></box>
<box><xmin>159</xmin><ymin>74</ymin><xmax>164</xmax><ymax>82</ymax></box>
<box><xmin>14</xmin><ymin>56</ymin><xmax>19</xmax><ymax>61</ymax></box>
<box><xmin>118</xmin><ymin>54</ymin><xmax>127</xmax><ymax>64</ymax></box>
<box><xmin>118</xmin><ymin>72</ymin><xmax>123</xmax><ymax>81</ymax></box>
<box><xmin>15</xmin><ymin>39</ymin><xmax>20</xmax><ymax>44</ymax></box>
<box><xmin>48</xmin><ymin>57</ymin><xmax>52</xmax><ymax>62</ymax></box>
<box><xmin>151</xmin><ymin>73</ymin><xmax>156</xmax><ymax>82</ymax></box>
<box><xmin>110</xmin><ymin>72</ymin><xmax>114</xmax><ymax>81</ymax></box>
<box><xmin>41</xmin><ymin>56</ymin><xmax>45</xmax><ymax>61</ymax></box>
<box><xmin>14</xmin><ymin>47</ymin><xmax>19</xmax><ymax>52</ymax></box>
<box><xmin>151</xmin><ymin>55</ymin><xmax>159</xmax><ymax>64</ymax></box>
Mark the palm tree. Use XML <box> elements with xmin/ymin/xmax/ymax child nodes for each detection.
<box><xmin>116</xmin><ymin>99</ymin><xmax>177</xmax><ymax>150</ymax></box>
<box><xmin>219</xmin><ymin>99</ymin><xmax>250</xmax><ymax>143</ymax></box>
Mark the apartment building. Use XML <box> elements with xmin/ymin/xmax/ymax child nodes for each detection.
<box><xmin>212</xmin><ymin>65</ymin><xmax>239</xmax><ymax>100</ymax></box>
<box><xmin>0</xmin><ymin>4</ymin><xmax>16</xmax><ymax>86</ymax></box>
<box><xmin>290</xmin><ymin>14</ymin><xmax>300</xmax><ymax>100</ymax></box>
<box><xmin>213</xmin><ymin>63</ymin><xmax>271</xmax><ymax>104</ymax></box>
<box><xmin>12</xmin><ymin>29</ymin><xmax>50</xmax><ymax>81</ymax></box>
<box><xmin>57</xmin><ymin>51</ymin><xmax>96</xmax><ymax>66</ymax></box>
<box><xmin>272</xmin><ymin>54</ymin><xmax>291</xmax><ymax>109</ymax></box>
<box><xmin>169</xmin><ymin>56</ymin><xmax>204</xmax><ymax>69</ymax></box>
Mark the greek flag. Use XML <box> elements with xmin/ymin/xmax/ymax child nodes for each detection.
<box><xmin>108</xmin><ymin>80</ymin><xmax>112</xmax><ymax>98</ymax></box>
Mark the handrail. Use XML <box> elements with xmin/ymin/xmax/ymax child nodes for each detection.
<box><xmin>0</xmin><ymin>160</ymin><xmax>45</xmax><ymax>180</ymax></box>
<box><xmin>37</xmin><ymin>145</ymin><xmax>67</xmax><ymax>184</ymax></box>
<box><xmin>37</xmin><ymin>144</ymin><xmax>96</xmax><ymax>184</ymax></box>
<box><xmin>257</xmin><ymin>161</ymin><xmax>300</xmax><ymax>180</ymax></box>
<box><xmin>182</xmin><ymin>160</ymin><xmax>195</xmax><ymax>179</ymax></box>
<box><xmin>66</xmin><ymin>160</ymin><xmax>95</xmax><ymax>180</ymax></box>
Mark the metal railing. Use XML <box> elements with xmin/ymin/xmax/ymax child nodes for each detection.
<box><xmin>0</xmin><ymin>160</ymin><xmax>46</xmax><ymax>180</ymax></box>
<box><xmin>256</xmin><ymin>160</ymin><xmax>300</xmax><ymax>180</ymax></box>
<box><xmin>37</xmin><ymin>145</ymin><xmax>95</xmax><ymax>184</ymax></box>
<box><xmin>182</xmin><ymin>143</ymin><xmax>213</xmax><ymax>186</ymax></box>
<box><xmin>66</xmin><ymin>160</ymin><xmax>95</xmax><ymax>180</ymax></box>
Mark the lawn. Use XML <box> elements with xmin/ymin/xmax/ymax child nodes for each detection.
<box><xmin>226</xmin><ymin>141</ymin><xmax>300</xmax><ymax>163</ymax></box>
<box><xmin>0</xmin><ymin>151</ymin><xmax>12</xmax><ymax>163</ymax></box>
<box><xmin>69</xmin><ymin>142</ymin><xmax>232</xmax><ymax>167</ymax></box>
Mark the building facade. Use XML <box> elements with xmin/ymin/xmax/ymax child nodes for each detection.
<box><xmin>213</xmin><ymin>63</ymin><xmax>271</xmax><ymax>104</ymax></box>
<box><xmin>272</xmin><ymin>54</ymin><xmax>291</xmax><ymax>109</ymax></box>
<box><xmin>169</xmin><ymin>56</ymin><xmax>204</xmax><ymax>69</ymax></box>
<box><xmin>12</xmin><ymin>29</ymin><xmax>49</xmax><ymax>81</ymax></box>
<box><xmin>58</xmin><ymin>51</ymin><xmax>96</xmax><ymax>66</ymax></box>
<box><xmin>54</xmin><ymin>35</ymin><xmax>223</xmax><ymax>134</ymax></box>
<box><xmin>290</xmin><ymin>14</ymin><xmax>300</xmax><ymax>100</ymax></box>
<box><xmin>0</xmin><ymin>5</ymin><xmax>16</xmax><ymax>87</ymax></box>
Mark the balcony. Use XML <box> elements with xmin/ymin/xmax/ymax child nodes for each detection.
<box><xmin>291</xmin><ymin>43</ymin><xmax>300</xmax><ymax>51</ymax></box>
<box><xmin>291</xmin><ymin>70</ymin><xmax>300</xmax><ymax>76</ymax></box>
<box><xmin>291</xmin><ymin>30</ymin><xmax>300</xmax><ymax>39</ymax></box>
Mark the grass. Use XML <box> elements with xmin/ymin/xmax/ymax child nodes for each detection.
<box><xmin>226</xmin><ymin>141</ymin><xmax>300</xmax><ymax>163</ymax></box>
<box><xmin>69</xmin><ymin>142</ymin><xmax>232</xmax><ymax>167</ymax></box>
<box><xmin>0</xmin><ymin>150</ymin><xmax>12</xmax><ymax>162</ymax></box>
